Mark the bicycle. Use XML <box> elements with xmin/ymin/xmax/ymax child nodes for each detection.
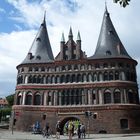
<box><xmin>42</xmin><ymin>128</ymin><xmax>56</xmax><ymax>139</ymax></box>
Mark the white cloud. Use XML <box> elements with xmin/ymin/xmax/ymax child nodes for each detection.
<box><xmin>1</xmin><ymin>0</ymin><xmax>140</xmax><ymax>96</ymax></box>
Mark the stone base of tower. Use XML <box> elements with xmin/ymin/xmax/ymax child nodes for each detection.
<box><xmin>10</xmin><ymin>104</ymin><xmax>140</xmax><ymax>134</ymax></box>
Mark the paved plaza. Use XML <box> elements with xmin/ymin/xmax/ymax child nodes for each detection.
<box><xmin>0</xmin><ymin>130</ymin><xmax>140</xmax><ymax>140</ymax></box>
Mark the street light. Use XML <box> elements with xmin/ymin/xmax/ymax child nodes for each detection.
<box><xmin>85</xmin><ymin>111</ymin><xmax>92</xmax><ymax>138</ymax></box>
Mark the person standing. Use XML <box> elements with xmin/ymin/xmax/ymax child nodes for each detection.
<box><xmin>77</xmin><ymin>123</ymin><xmax>81</xmax><ymax>139</ymax></box>
<box><xmin>68</xmin><ymin>121</ymin><xmax>73</xmax><ymax>140</ymax></box>
<box><xmin>56</xmin><ymin>121</ymin><xmax>61</xmax><ymax>139</ymax></box>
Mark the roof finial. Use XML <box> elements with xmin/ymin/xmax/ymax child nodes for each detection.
<box><xmin>44</xmin><ymin>10</ymin><xmax>46</xmax><ymax>22</ymax></box>
<box><xmin>68</xmin><ymin>26</ymin><xmax>73</xmax><ymax>39</ymax></box>
<box><xmin>77</xmin><ymin>31</ymin><xmax>81</xmax><ymax>41</ymax></box>
<box><xmin>61</xmin><ymin>32</ymin><xmax>65</xmax><ymax>42</ymax></box>
<box><xmin>41</xmin><ymin>11</ymin><xmax>46</xmax><ymax>26</ymax></box>
<box><xmin>105</xmin><ymin>0</ymin><xmax>108</xmax><ymax>11</ymax></box>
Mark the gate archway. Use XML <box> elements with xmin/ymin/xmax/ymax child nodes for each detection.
<box><xmin>59</xmin><ymin>116</ymin><xmax>80</xmax><ymax>135</ymax></box>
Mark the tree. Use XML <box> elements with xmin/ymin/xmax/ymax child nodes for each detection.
<box><xmin>6</xmin><ymin>94</ymin><xmax>14</xmax><ymax>107</ymax></box>
<box><xmin>113</xmin><ymin>0</ymin><xmax>130</xmax><ymax>7</ymax></box>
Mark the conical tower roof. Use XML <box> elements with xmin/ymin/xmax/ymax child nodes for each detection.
<box><xmin>21</xmin><ymin>14</ymin><xmax>54</xmax><ymax>64</ymax></box>
<box><xmin>90</xmin><ymin>8</ymin><xmax>131</xmax><ymax>59</ymax></box>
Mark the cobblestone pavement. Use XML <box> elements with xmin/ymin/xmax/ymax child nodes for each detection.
<box><xmin>0</xmin><ymin>130</ymin><xmax>140</xmax><ymax>140</ymax></box>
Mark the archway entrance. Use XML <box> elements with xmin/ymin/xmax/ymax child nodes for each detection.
<box><xmin>59</xmin><ymin>117</ymin><xmax>80</xmax><ymax>135</ymax></box>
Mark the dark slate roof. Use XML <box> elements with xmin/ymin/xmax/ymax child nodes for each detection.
<box><xmin>21</xmin><ymin>17</ymin><xmax>54</xmax><ymax>64</ymax></box>
<box><xmin>89</xmin><ymin>8</ymin><xmax>131</xmax><ymax>59</ymax></box>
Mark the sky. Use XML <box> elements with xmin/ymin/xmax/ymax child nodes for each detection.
<box><xmin>0</xmin><ymin>0</ymin><xmax>140</xmax><ymax>98</ymax></box>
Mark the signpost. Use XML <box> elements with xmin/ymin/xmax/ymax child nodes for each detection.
<box><xmin>85</xmin><ymin>111</ymin><xmax>92</xmax><ymax>138</ymax></box>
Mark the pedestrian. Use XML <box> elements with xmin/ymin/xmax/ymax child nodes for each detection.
<box><xmin>56</xmin><ymin>121</ymin><xmax>61</xmax><ymax>139</ymax></box>
<box><xmin>65</xmin><ymin>121</ymin><xmax>69</xmax><ymax>135</ymax></box>
<box><xmin>42</xmin><ymin>122</ymin><xmax>50</xmax><ymax>137</ymax></box>
<box><xmin>68</xmin><ymin>121</ymin><xmax>73</xmax><ymax>140</ymax></box>
<box><xmin>77</xmin><ymin>123</ymin><xmax>81</xmax><ymax>139</ymax></box>
<box><xmin>45</xmin><ymin>122</ymin><xmax>49</xmax><ymax>135</ymax></box>
<box><xmin>80</xmin><ymin>124</ymin><xmax>86</xmax><ymax>138</ymax></box>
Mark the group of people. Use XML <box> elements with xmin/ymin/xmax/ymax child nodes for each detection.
<box><xmin>62</xmin><ymin>121</ymin><xmax>86</xmax><ymax>139</ymax></box>
<box><xmin>32</xmin><ymin>121</ymin><xmax>41</xmax><ymax>134</ymax></box>
<box><xmin>31</xmin><ymin>120</ymin><xmax>86</xmax><ymax>139</ymax></box>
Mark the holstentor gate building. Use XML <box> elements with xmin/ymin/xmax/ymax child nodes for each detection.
<box><xmin>12</xmin><ymin>8</ymin><xmax>140</xmax><ymax>133</ymax></box>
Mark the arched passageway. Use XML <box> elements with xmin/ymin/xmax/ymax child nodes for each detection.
<box><xmin>58</xmin><ymin>117</ymin><xmax>80</xmax><ymax>135</ymax></box>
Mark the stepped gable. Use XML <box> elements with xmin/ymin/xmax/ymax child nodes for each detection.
<box><xmin>21</xmin><ymin>14</ymin><xmax>54</xmax><ymax>64</ymax></box>
<box><xmin>90</xmin><ymin>7</ymin><xmax>131</xmax><ymax>59</ymax></box>
<box><xmin>56</xmin><ymin>27</ymin><xmax>86</xmax><ymax>60</ymax></box>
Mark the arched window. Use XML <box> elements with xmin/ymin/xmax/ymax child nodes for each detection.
<box><xmin>20</xmin><ymin>76</ymin><xmax>23</xmax><ymax>84</ymax></box>
<box><xmin>87</xmin><ymin>73</ymin><xmax>92</xmax><ymax>82</ymax></box>
<box><xmin>60</xmin><ymin>75</ymin><xmax>65</xmax><ymax>83</ymax></box>
<box><xmin>25</xmin><ymin>92</ymin><xmax>32</xmax><ymax>105</ymax></box>
<box><xmin>28</xmin><ymin>75</ymin><xmax>32</xmax><ymax>83</ymax></box>
<box><xmin>46</xmin><ymin>76</ymin><xmax>51</xmax><ymax>84</ymax></box>
<box><xmin>75</xmin><ymin>90</ymin><xmax>79</xmax><ymax>105</ymax></box>
<box><xmin>17</xmin><ymin>93</ymin><xmax>22</xmax><ymax>105</ymax></box>
<box><xmin>77</xmin><ymin>74</ymin><xmax>81</xmax><ymax>82</ymax></box>
<box><xmin>114</xmin><ymin>90</ymin><xmax>121</xmax><ymax>103</ymax></box>
<box><xmin>126</xmin><ymin>71</ymin><xmax>130</xmax><ymax>81</ymax></box>
<box><xmin>71</xmin><ymin>74</ymin><xmax>76</xmax><ymax>82</ymax></box>
<box><xmin>120</xmin><ymin>71</ymin><xmax>125</xmax><ymax>80</ymax></box>
<box><xmin>128</xmin><ymin>90</ymin><xmax>134</xmax><ymax>103</ymax></box>
<box><xmin>93</xmin><ymin>73</ymin><xmax>97</xmax><ymax>81</ymax></box>
<box><xmin>71</xmin><ymin>90</ymin><xmax>74</xmax><ymax>105</ymax></box>
<box><xmin>115</xmin><ymin>71</ymin><xmax>119</xmax><ymax>80</ymax></box>
<box><xmin>104</xmin><ymin>72</ymin><xmax>108</xmax><ymax>81</ymax></box>
<box><xmin>47</xmin><ymin>92</ymin><xmax>51</xmax><ymax>105</ymax></box>
<box><xmin>104</xmin><ymin>92</ymin><xmax>111</xmax><ymax>104</ymax></box>
<box><xmin>82</xmin><ymin>74</ymin><xmax>87</xmax><ymax>82</ymax></box>
<box><xmin>99</xmin><ymin>72</ymin><xmax>103</xmax><ymax>81</ymax></box>
<box><xmin>51</xmin><ymin>75</ymin><xmax>55</xmax><ymax>83</ymax></box>
<box><xmin>37</xmin><ymin>75</ymin><xmax>41</xmax><ymax>83</ymax></box>
<box><xmin>55</xmin><ymin>75</ymin><xmax>60</xmax><ymax>83</ymax></box>
<box><xmin>33</xmin><ymin>75</ymin><xmax>37</xmax><ymax>83</ymax></box>
<box><xmin>24</xmin><ymin>76</ymin><xmax>28</xmax><ymax>84</ymax></box>
<box><xmin>61</xmin><ymin>91</ymin><xmax>65</xmax><ymax>105</ymax></box>
<box><xmin>65</xmin><ymin>90</ymin><xmax>70</xmax><ymax>105</ymax></box>
<box><xmin>92</xmin><ymin>90</ymin><xmax>96</xmax><ymax>104</ymax></box>
<box><xmin>66</xmin><ymin>75</ymin><xmax>70</xmax><ymax>83</ymax></box>
<box><xmin>109</xmin><ymin>72</ymin><xmax>113</xmax><ymax>80</ymax></box>
<box><xmin>34</xmin><ymin>93</ymin><xmax>41</xmax><ymax>105</ymax></box>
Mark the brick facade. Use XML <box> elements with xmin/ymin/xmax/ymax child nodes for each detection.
<box><xmin>11</xmin><ymin>9</ymin><xmax>140</xmax><ymax>134</ymax></box>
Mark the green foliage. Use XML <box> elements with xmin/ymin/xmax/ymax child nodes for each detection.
<box><xmin>113</xmin><ymin>0</ymin><xmax>130</xmax><ymax>7</ymax></box>
<box><xmin>0</xmin><ymin>108</ymin><xmax>11</xmax><ymax>122</ymax></box>
<box><xmin>6</xmin><ymin>94</ymin><xmax>14</xmax><ymax>107</ymax></box>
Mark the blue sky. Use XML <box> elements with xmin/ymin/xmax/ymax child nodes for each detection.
<box><xmin>0</xmin><ymin>0</ymin><xmax>140</xmax><ymax>98</ymax></box>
